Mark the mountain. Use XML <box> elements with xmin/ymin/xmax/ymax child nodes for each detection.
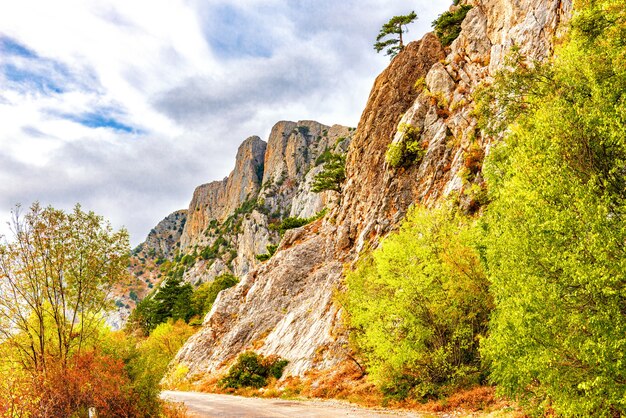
<box><xmin>166</xmin><ymin>0</ymin><xmax>572</xmax><ymax>382</ymax></box>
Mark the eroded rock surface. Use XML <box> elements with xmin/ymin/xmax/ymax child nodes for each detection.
<box><xmin>171</xmin><ymin>0</ymin><xmax>572</xmax><ymax>381</ymax></box>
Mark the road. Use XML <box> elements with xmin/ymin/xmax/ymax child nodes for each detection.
<box><xmin>161</xmin><ymin>391</ymin><xmax>422</xmax><ymax>418</ymax></box>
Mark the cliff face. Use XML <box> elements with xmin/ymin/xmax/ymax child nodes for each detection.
<box><xmin>142</xmin><ymin>210</ymin><xmax>187</xmax><ymax>260</ymax></box>
<box><xmin>124</xmin><ymin>120</ymin><xmax>353</xmax><ymax>297</ymax></box>
<box><xmin>171</xmin><ymin>0</ymin><xmax>572</xmax><ymax>381</ymax></box>
<box><xmin>180</xmin><ymin>136</ymin><xmax>266</xmax><ymax>251</ymax></box>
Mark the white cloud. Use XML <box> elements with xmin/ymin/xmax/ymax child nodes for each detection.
<box><xmin>0</xmin><ymin>0</ymin><xmax>445</xmax><ymax>245</ymax></box>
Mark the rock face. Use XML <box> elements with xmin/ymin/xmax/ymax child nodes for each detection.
<box><xmin>141</xmin><ymin>210</ymin><xmax>188</xmax><ymax>260</ymax></box>
<box><xmin>123</xmin><ymin>121</ymin><xmax>353</xmax><ymax>296</ymax></box>
<box><xmin>171</xmin><ymin>0</ymin><xmax>572</xmax><ymax>381</ymax></box>
<box><xmin>180</xmin><ymin>136</ymin><xmax>266</xmax><ymax>251</ymax></box>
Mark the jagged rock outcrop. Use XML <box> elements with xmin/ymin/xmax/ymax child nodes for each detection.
<box><xmin>123</xmin><ymin>120</ymin><xmax>353</xmax><ymax>297</ymax></box>
<box><xmin>180</xmin><ymin>136</ymin><xmax>266</xmax><ymax>251</ymax></box>
<box><xmin>140</xmin><ymin>210</ymin><xmax>187</xmax><ymax>260</ymax></box>
<box><xmin>171</xmin><ymin>0</ymin><xmax>572</xmax><ymax>381</ymax></box>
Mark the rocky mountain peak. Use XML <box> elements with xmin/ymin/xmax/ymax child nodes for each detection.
<box><xmin>170</xmin><ymin>0</ymin><xmax>573</xmax><ymax>382</ymax></box>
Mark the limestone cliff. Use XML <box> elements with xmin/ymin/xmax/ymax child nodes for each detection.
<box><xmin>123</xmin><ymin>120</ymin><xmax>352</xmax><ymax>301</ymax></box>
<box><xmin>139</xmin><ymin>210</ymin><xmax>187</xmax><ymax>260</ymax></box>
<box><xmin>171</xmin><ymin>0</ymin><xmax>572</xmax><ymax>381</ymax></box>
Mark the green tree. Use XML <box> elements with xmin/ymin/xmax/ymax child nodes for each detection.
<box><xmin>344</xmin><ymin>204</ymin><xmax>492</xmax><ymax>399</ymax></box>
<box><xmin>481</xmin><ymin>1</ymin><xmax>626</xmax><ymax>414</ymax></box>
<box><xmin>312</xmin><ymin>152</ymin><xmax>346</xmax><ymax>192</ymax></box>
<box><xmin>189</xmin><ymin>273</ymin><xmax>239</xmax><ymax>319</ymax></box>
<box><xmin>0</xmin><ymin>203</ymin><xmax>129</xmax><ymax>372</ymax></box>
<box><xmin>374</xmin><ymin>11</ymin><xmax>417</xmax><ymax>58</ymax></box>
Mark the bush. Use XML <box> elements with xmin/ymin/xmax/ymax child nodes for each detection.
<box><xmin>432</xmin><ymin>5</ymin><xmax>472</xmax><ymax>47</ymax></box>
<box><xmin>385</xmin><ymin>123</ymin><xmax>425</xmax><ymax>168</ymax></box>
<box><xmin>190</xmin><ymin>273</ymin><xmax>239</xmax><ymax>318</ymax></box>
<box><xmin>481</xmin><ymin>1</ymin><xmax>626</xmax><ymax>415</ymax></box>
<box><xmin>219</xmin><ymin>352</ymin><xmax>288</xmax><ymax>389</ymax></box>
<box><xmin>343</xmin><ymin>204</ymin><xmax>492</xmax><ymax>400</ymax></box>
<box><xmin>269</xmin><ymin>209</ymin><xmax>327</xmax><ymax>236</ymax></box>
<box><xmin>255</xmin><ymin>244</ymin><xmax>278</xmax><ymax>262</ymax></box>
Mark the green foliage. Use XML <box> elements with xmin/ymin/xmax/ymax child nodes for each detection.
<box><xmin>129</xmin><ymin>277</ymin><xmax>194</xmax><ymax>334</ymax></box>
<box><xmin>473</xmin><ymin>47</ymin><xmax>552</xmax><ymax>136</ymax></box>
<box><xmin>344</xmin><ymin>205</ymin><xmax>492</xmax><ymax>400</ymax></box>
<box><xmin>385</xmin><ymin>123</ymin><xmax>426</xmax><ymax>168</ymax></box>
<box><xmin>315</xmin><ymin>148</ymin><xmax>334</xmax><ymax>165</ymax></box>
<box><xmin>200</xmin><ymin>236</ymin><xmax>227</xmax><ymax>260</ymax></box>
<box><xmin>190</xmin><ymin>273</ymin><xmax>239</xmax><ymax>318</ymax></box>
<box><xmin>103</xmin><ymin>321</ymin><xmax>195</xmax><ymax>415</ymax></box>
<box><xmin>269</xmin><ymin>209</ymin><xmax>327</xmax><ymax>236</ymax></box>
<box><xmin>432</xmin><ymin>5</ymin><xmax>472</xmax><ymax>47</ymax></box>
<box><xmin>374</xmin><ymin>11</ymin><xmax>417</xmax><ymax>58</ymax></box>
<box><xmin>219</xmin><ymin>352</ymin><xmax>288</xmax><ymax>389</ymax></box>
<box><xmin>312</xmin><ymin>152</ymin><xmax>346</xmax><ymax>192</ymax></box>
<box><xmin>0</xmin><ymin>203</ymin><xmax>129</xmax><ymax>370</ymax></box>
<box><xmin>255</xmin><ymin>244</ymin><xmax>278</xmax><ymax>262</ymax></box>
<box><xmin>481</xmin><ymin>1</ymin><xmax>626</xmax><ymax>415</ymax></box>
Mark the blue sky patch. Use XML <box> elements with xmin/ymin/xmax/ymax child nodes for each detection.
<box><xmin>0</xmin><ymin>36</ymin><xmax>38</xmax><ymax>59</ymax></box>
<box><xmin>3</xmin><ymin>63</ymin><xmax>65</xmax><ymax>94</ymax></box>
<box><xmin>0</xmin><ymin>35</ymin><xmax>96</xmax><ymax>96</ymax></box>
<box><xmin>62</xmin><ymin>111</ymin><xmax>139</xmax><ymax>134</ymax></box>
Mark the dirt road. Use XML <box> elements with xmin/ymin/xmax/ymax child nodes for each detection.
<box><xmin>161</xmin><ymin>391</ymin><xmax>421</xmax><ymax>418</ymax></box>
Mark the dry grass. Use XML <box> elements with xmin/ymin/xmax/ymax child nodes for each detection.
<box><xmin>190</xmin><ymin>361</ymin><xmax>519</xmax><ymax>416</ymax></box>
<box><xmin>161</xmin><ymin>400</ymin><xmax>190</xmax><ymax>418</ymax></box>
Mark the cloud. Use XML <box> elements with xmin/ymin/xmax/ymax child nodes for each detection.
<box><xmin>0</xmin><ymin>0</ymin><xmax>445</xmax><ymax>245</ymax></box>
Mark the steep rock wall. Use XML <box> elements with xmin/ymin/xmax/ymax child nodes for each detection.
<box><xmin>172</xmin><ymin>0</ymin><xmax>572</xmax><ymax>381</ymax></box>
<box><xmin>180</xmin><ymin>136</ymin><xmax>266</xmax><ymax>251</ymax></box>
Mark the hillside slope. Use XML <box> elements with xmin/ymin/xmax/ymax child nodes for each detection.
<box><xmin>171</xmin><ymin>0</ymin><xmax>572</xmax><ymax>381</ymax></box>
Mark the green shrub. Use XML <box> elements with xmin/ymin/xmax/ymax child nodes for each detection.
<box><xmin>432</xmin><ymin>5</ymin><xmax>472</xmax><ymax>47</ymax></box>
<box><xmin>255</xmin><ymin>244</ymin><xmax>278</xmax><ymax>262</ymax></box>
<box><xmin>190</xmin><ymin>273</ymin><xmax>239</xmax><ymax>319</ymax></box>
<box><xmin>269</xmin><ymin>209</ymin><xmax>328</xmax><ymax>235</ymax></box>
<box><xmin>219</xmin><ymin>352</ymin><xmax>288</xmax><ymax>389</ymax></box>
<box><xmin>343</xmin><ymin>204</ymin><xmax>492</xmax><ymax>400</ymax></box>
<box><xmin>385</xmin><ymin>123</ymin><xmax>425</xmax><ymax>168</ymax></box>
<box><xmin>481</xmin><ymin>1</ymin><xmax>626</xmax><ymax>415</ymax></box>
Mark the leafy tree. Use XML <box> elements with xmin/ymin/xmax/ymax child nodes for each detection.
<box><xmin>481</xmin><ymin>1</ymin><xmax>626</xmax><ymax>414</ymax></box>
<box><xmin>0</xmin><ymin>203</ymin><xmax>129</xmax><ymax>372</ymax></box>
<box><xmin>374</xmin><ymin>11</ymin><xmax>417</xmax><ymax>58</ymax></box>
<box><xmin>312</xmin><ymin>152</ymin><xmax>346</xmax><ymax>192</ymax></box>
<box><xmin>122</xmin><ymin>320</ymin><xmax>195</xmax><ymax>412</ymax></box>
<box><xmin>343</xmin><ymin>204</ymin><xmax>492</xmax><ymax>400</ymax></box>
<box><xmin>129</xmin><ymin>277</ymin><xmax>194</xmax><ymax>334</ymax></box>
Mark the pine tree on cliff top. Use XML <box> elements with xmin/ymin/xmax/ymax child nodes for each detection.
<box><xmin>374</xmin><ymin>11</ymin><xmax>417</xmax><ymax>58</ymax></box>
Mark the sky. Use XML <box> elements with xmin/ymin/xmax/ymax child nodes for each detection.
<box><xmin>0</xmin><ymin>0</ymin><xmax>444</xmax><ymax>246</ymax></box>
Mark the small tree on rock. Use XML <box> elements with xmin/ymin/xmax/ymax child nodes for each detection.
<box><xmin>374</xmin><ymin>11</ymin><xmax>418</xmax><ymax>58</ymax></box>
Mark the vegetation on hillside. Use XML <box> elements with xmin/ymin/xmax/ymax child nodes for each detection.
<box><xmin>312</xmin><ymin>152</ymin><xmax>346</xmax><ymax>192</ymax></box>
<box><xmin>347</xmin><ymin>0</ymin><xmax>626</xmax><ymax>415</ymax></box>
<box><xmin>374</xmin><ymin>11</ymin><xmax>418</xmax><ymax>58</ymax></box>
<box><xmin>432</xmin><ymin>5</ymin><xmax>472</xmax><ymax>47</ymax></box>
<box><xmin>129</xmin><ymin>273</ymin><xmax>239</xmax><ymax>335</ymax></box>
<box><xmin>479</xmin><ymin>0</ymin><xmax>626</xmax><ymax>414</ymax></box>
<box><xmin>344</xmin><ymin>205</ymin><xmax>492</xmax><ymax>400</ymax></box>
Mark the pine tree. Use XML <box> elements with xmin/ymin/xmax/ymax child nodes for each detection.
<box><xmin>374</xmin><ymin>12</ymin><xmax>417</xmax><ymax>58</ymax></box>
